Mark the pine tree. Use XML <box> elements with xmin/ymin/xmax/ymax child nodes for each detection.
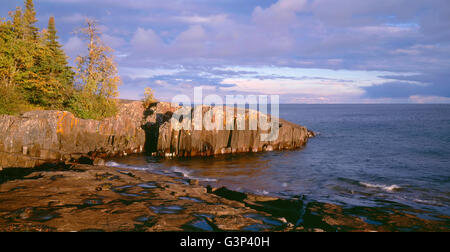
<box><xmin>1</xmin><ymin>0</ymin><xmax>77</xmax><ymax>114</ymax></box>
<box><xmin>0</xmin><ymin>17</ymin><xmax>33</xmax><ymax>114</ymax></box>
<box><xmin>12</xmin><ymin>7</ymin><xmax>24</xmax><ymax>38</ymax></box>
<box><xmin>9</xmin><ymin>0</ymin><xmax>41</xmax><ymax>105</ymax></box>
<box><xmin>23</xmin><ymin>0</ymin><xmax>38</xmax><ymax>40</ymax></box>
<box><xmin>1</xmin><ymin>8</ymin><xmax>35</xmax><ymax>90</ymax></box>
<box><xmin>47</xmin><ymin>16</ymin><xmax>59</xmax><ymax>51</ymax></box>
<box><xmin>29</xmin><ymin>16</ymin><xmax>74</xmax><ymax>109</ymax></box>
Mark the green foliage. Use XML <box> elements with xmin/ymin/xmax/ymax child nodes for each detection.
<box><xmin>0</xmin><ymin>1</ymin><xmax>75</xmax><ymax>113</ymax></box>
<box><xmin>23</xmin><ymin>0</ymin><xmax>38</xmax><ymax>40</ymax></box>
<box><xmin>70</xmin><ymin>19</ymin><xmax>121</xmax><ymax>119</ymax></box>
<box><xmin>0</xmin><ymin>1</ymin><xmax>127</xmax><ymax>120</ymax></box>
<box><xmin>68</xmin><ymin>91</ymin><xmax>118</xmax><ymax>120</ymax></box>
<box><xmin>28</xmin><ymin>16</ymin><xmax>74</xmax><ymax>110</ymax></box>
<box><xmin>0</xmin><ymin>84</ymin><xmax>23</xmax><ymax>115</ymax></box>
<box><xmin>0</xmin><ymin>80</ymin><xmax>42</xmax><ymax>115</ymax></box>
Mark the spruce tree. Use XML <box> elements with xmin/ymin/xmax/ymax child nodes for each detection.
<box><xmin>1</xmin><ymin>0</ymin><xmax>76</xmax><ymax>114</ymax></box>
<box><xmin>31</xmin><ymin>16</ymin><xmax>74</xmax><ymax>109</ymax></box>
<box><xmin>12</xmin><ymin>7</ymin><xmax>24</xmax><ymax>38</ymax></box>
<box><xmin>23</xmin><ymin>0</ymin><xmax>38</xmax><ymax>40</ymax></box>
<box><xmin>47</xmin><ymin>16</ymin><xmax>59</xmax><ymax>51</ymax></box>
<box><xmin>0</xmin><ymin>15</ymin><xmax>33</xmax><ymax>114</ymax></box>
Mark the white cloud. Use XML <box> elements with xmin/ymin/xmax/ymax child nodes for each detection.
<box><xmin>154</xmin><ymin>80</ymin><xmax>168</xmax><ymax>86</ymax></box>
<box><xmin>220</xmin><ymin>78</ymin><xmax>364</xmax><ymax>97</ymax></box>
<box><xmin>101</xmin><ymin>34</ymin><xmax>126</xmax><ymax>49</ymax></box>
<box><xmin>120</xmin><ymin>67</ymin><xmax>181</xmax><ymax>79</ymax></box>
<box><xmin>173</xmin><ymin>14</ymin><xmax>228</xmax><ymax>25</ymax></box>
<box><xmin>63</xmin><ymin>36</ymin><xmax>85</xmax><ymax>58</ymax></box>
<box><xmin>176</xmin><ymin>25</ymin><xmax>206</xmax><ymax>42</ymax></box>
<box><xmin>131</xmin><ymin>28</ymin><xmax>164</xmax><ymax>51</ymax></box>
<box><xmin>252</xmin><ymin>0</ymin><xmax>307</xmax><ymax>27</ymax></box>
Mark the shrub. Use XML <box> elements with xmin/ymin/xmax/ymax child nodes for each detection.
<box><xmin>68</xmin><ymin>91</ymin><xmax>118</xmax><ymax>120</ymax></box>
<box><xmin>0</xmin><ymin>84</ymin><xmax>42</xmax><ymax>115</ymax></box>
<box><xmin>142</xmin><ymin>87</ymin><xmax>157</xmax><ymax>108</ymax></box>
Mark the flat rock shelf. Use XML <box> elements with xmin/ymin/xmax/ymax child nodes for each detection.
<box><xmin>0</xmin><ymin>164</ymin><xmax>447</xmax><ymax>232</ymax></box>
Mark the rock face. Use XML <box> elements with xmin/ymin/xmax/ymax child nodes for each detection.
<box><xmin>0</xmin><ymin>102</ymin><xmax>313</xmax><ymax>168</ymax></box>
<box><xmin>155</xmin><ymin>107</ymin><xmax>311</xmax><ymax>157</ymax></box>
<box><xmin>0</xmin><ymin>101</ymin><xmax>147</xmax><ymax>169</ymax></box>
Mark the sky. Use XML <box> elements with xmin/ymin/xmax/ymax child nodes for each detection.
<box><xmin>2</xmin><ymin>0</ymin><xmax>450</xmax><ymax>103</ymax></box>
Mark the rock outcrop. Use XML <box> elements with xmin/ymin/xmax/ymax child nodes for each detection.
<box><xmin>0</xmin><ymin>101</ymin><xmax>147</xmax><ymax>169</ymax></box>
<box><xmin>154</xmin><ymin>107</ymin><xmax>311</xmax><ymax>157</ymax></box>
<box><xmin>0</xmin><ymin>102</ymin><xmax>313</xmax><ymax>169</ymax></box>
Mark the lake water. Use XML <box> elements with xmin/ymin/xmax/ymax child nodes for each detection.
<box><xmin>108</xmin><ymin>104</ymin><xmax>450</xmax><ymax>219</ymax></box>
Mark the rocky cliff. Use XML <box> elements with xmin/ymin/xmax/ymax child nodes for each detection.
<box><xmin>154</xmin><ymin>107</ymin><xmax>313</xmax><ymax>157</ymax></box>
<box><xmin>0</xmin><ymin>101</ymin><xmax>147</xmax><ymax>169</ymax></box>
<box><xmin>0</xmin><ymin>102</ymin><xmax>313</xmax><ymax>169</ymax></box>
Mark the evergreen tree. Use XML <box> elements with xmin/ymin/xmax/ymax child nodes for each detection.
<box><xmin>23</xmin><ymin>0</ymin><xmax>38</xmax><ymax>40</ymax></box>
<box><xmin>12</xmin><ymin>7</ymin><xmax>24</xmax><ymax>38</ymax></box>
<box><xmin>1</xmin><ymin>1</ymin><xmax>75</xmax><ymax>113</ymax></box>
<box><xmin>47</xmin><ymin>16</ymin><xmax>59</xmax><ymax>51</ymax></box>
<box><xmin>1</xmin><ymin>8</ymin><xmax>35</xmax><ymax>91</ymax></box>
<box><xmin>32</xmin><ymin>16</ymin><xmax>74</xmax><ymax>109</ymax></box>
<box><xmin>1</xmin><ymin>1</ymin><xmax>121</xmax><ymax>118</ymax></box>
<box><xmin>8</xmin><ymin>0</ymin><xmax>41</xmax><ymax>105</ymax></box>
<box><xmin>0</xmin><ymin>17</ymin><xmax>33</xmax><ymax>114</ymax></box>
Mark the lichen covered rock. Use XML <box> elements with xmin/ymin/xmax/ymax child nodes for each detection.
<box><xmin>0</xmin><ymin>101</ymin><xmax>146</xmax><ymax>168</ymax></box>
<box><xmin>0</xmin><ymin>102</ymin><xmax>314</xmax><ymax>168</ymax></box>
<box><xmin>155</xmin><ymin>106</ymin><xmax>311</xmax><ymax>157</ymax></box>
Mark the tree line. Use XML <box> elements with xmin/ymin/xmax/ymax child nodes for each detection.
<box><xmin>0</xmin><ymin>0</ymin><xmax>122</xmax><ymax>119</ymax></box>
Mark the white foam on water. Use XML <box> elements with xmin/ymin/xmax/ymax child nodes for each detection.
<box><xmin>256</xmin><ymin>190</ymin><xmax>270</xmax><ymax>195</ymax></box>
<box><xmin>171</xmin><ymin>166</ymin><xmax>217</xmax><ymax>182</ymax></box>
<box><xmin>360</xmin><ymin>182</ymin><xmax>401</xmax><ymax>192</ymax></box>
<box><xmin>171</xmin><ymin>167</ymin><xmax>192</xmax><ymax>178</ymax></box>
<box><xmin>193</xmin><ymin>177</ymin><xmax>218</xmax><ymax>182</ymax></box>
<box><xmin>105</xmin><ymin>161</ymin><xmax>121</xmax><ymax>167</ymax></box>
<box><xmin>105</xmin><ymin>161</ymin><xmax>152</xmax><ymax>171</ymax></box>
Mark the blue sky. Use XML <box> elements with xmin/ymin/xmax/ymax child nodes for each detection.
<box><xmin>2</xmin><ymin>0</ymin><xmax>450</xmax><ymax>103</ymax></box>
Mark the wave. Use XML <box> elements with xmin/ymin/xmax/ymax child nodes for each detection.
<box><xmin>171</xmin><ymin>167</ymin><xmax>217</xmax><ymax>182</ymax></box>
<box><xmin>105</xmin><ymin>161</ymin><xmax>121</xmax><ymax>167</ymax></box>
<box><xmin>360</xmin><ymin>182</ymin><xmax>401</xmax><ymax>192</ymax></box>
<box><xmin>256</xmin><ymin>190</ymin><xmax>270</xmax><ymax>195</ymax></box>
<box><xmin>105</xmin><ymin>161</ymin><xmax>151</xmax><ymax>171</ymax></box>
<box><xmin>171</xmin><ymin>166</ymin><xmax>192</xmax><ymax>178</ymax></box>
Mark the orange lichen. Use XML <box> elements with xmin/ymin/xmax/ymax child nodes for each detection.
<box><xmin>70</xmin><ymin>117</ymin><xmax>78</xmax><ymax>130</ymax></box>
<box><xmin>56</xmin><ymin>112</ymin><xmax>67</xmax><ymax>134</ymax></box>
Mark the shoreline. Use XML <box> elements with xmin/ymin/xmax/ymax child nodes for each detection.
<box><xmin>0</xmin><ymin>163</ymin><xmax>448</xmax><ymax>232</ymax></box>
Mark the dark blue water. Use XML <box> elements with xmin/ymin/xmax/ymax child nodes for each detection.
<box><xmin>109</xmin><ymin>105</ymin><xmax>450</xmax><ymax>219</ymax></box>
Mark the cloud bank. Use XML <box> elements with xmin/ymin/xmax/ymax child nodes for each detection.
<box><xmin>2</xmin><ymin>0</ymin><xmax>449</xmax><ymax>103</ymax></box>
